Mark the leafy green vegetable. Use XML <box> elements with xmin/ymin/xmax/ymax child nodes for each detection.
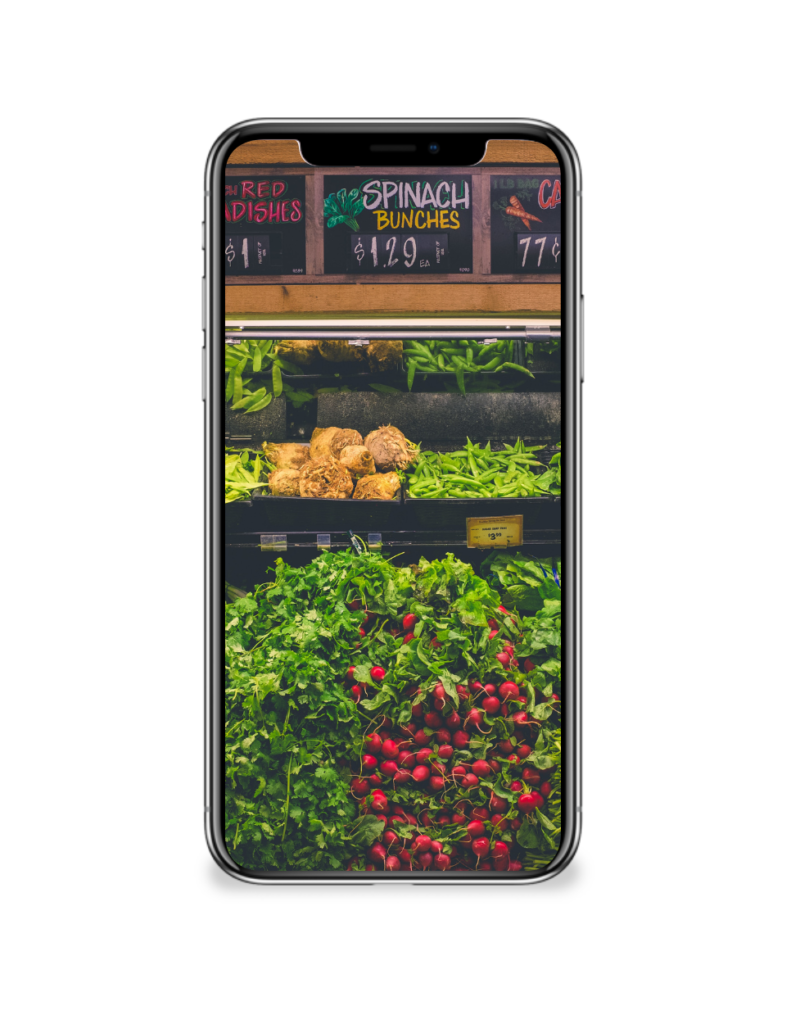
<box><xmin>323</xmin><ymin>188</ymin><xmax>365</xmax><ymax>231</ymax></box>
<box><xmin>406</xmin><ymin>438</ymin><xmax>559</xmax><ymax>499</ymax></box>
<box><xmin>225</xmin><ymin>448</ymin><xmax>271</xmax><ymax>503</ymax></box>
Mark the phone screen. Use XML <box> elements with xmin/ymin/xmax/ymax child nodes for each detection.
<box><xmin>218</xmin><ymin>133</ymin><xmax>566</xmax><ymax>878</ymax></box>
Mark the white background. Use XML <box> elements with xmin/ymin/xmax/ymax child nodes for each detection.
<box><xmin>2</xmin><ymin>2</ymin><xmax>788</xmax><ymax>1021</ymax></box>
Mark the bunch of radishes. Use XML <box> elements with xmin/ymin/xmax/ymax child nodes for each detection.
<box><xmin>343</xmin><ymin>607</ymin><xmax>558</xmax><ymax>872</ymax></box>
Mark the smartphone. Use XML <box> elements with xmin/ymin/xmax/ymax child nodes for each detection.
<box><xmin>204</xmin><ymin>120</ymin><xmax>581</xmax><ymax>883</ymax></box>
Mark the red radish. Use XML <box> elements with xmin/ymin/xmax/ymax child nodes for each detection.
<box><xmin>424</xmin><ymin>711</ymin><xmax>443</xmax><ymax>729</ymax></box>
<box><xmin>397</xmin><ymin>751</ymin><xmax>416</xmax><ymax>769</ymax></box>
<box><xmin>499</xmin><ymin>681</ymin><xmax>520</xmax><ymax>700</ymax></box>
<box><xmin>457</xmin><ymin>686</ymin><xmax>470</xmax><ymax>700</ymax></box>
<box><xmin>369</xmin><ymin>775</ymin><xmax>382</xmax><ymax>786</ymax></box>
<box><xmin>417</xmin><ymin>852</ymin><xmax>433</xmax><ymax>870</ymax></box>
<box><xmin>381</xmin><ymin>738</ymin><xmax>399</xmax><ymax>760</ymax></box>
<box><xmin>434</xmin><ymin>683</ymin><xmax>446</xmax><ymax>702</ymax></box>
<box><xmin>462</xmin><ymin>774</ymin><xmax>479</xmax><ymax>788</ymax></box>
<box><xmin>430</xmin><ymin>839</ymin><xmax>443</xmax><ymax>854</ymax></box>
<box><xmin>433</xmin><ymin>699</ymin><xmax>444</xmax><ymax>711</ymax></box>
<box><xmin>380</xmin><ymin>717</ymin><xmax>392</xmax><ymax>730</ymax></box>
<box><xmin>518</xmin><ymin>791</ymin><xmax>544</xmax><ymax>811</ymax></box>
<box><xmin>499</xmin><ymin>739</ymin><xmax>514</xmax><ymax>754</ymax></box>
<box><xmin>388</xmin><ymin>814</ymin><xmax>407</xmax><ymax>826</ymax></box>
<box><xmin>412</xmin><ymin>729</ymin><xmax>429</xmax><ymax>746</ymax></box>
<box><xmin>487</xmin><ymin>618</ymin><xmax>497</xmax><ymax>628</ymax></box>
<box><xmin>495</xmin><ymin>652</ymin><xmax>510</xmax><ymax>666</ymax></box>
<box><xmin>489</xmin><ymin>794</ymin><xmax>508</xmax><ymax>812</ymax></box>
<box><xmin>402</xmin><ymin>633</ymin><xmax>415</xmax><ymax>644</ymax></box>
<box><xmin>484</xmin><ymin>683</ymin><xmax>497</xmax><ymax>696</ymax></box>
<box><xmin>493</xmin><ymin>840</ymin><xmax>509</xmax><ymax>860</ymax></box>
<box><xmin>523</xmin><ymin>658</ymin><xmax>536</xmax><ymax>672</ymax></box>
<box><xmin>361</xmin><ymin>754</ymin><xmax>378</xmax><ymax>771</ymax></box>
<box><xmin>346</xmin><ymin>666</ymin><xmax>357</xmax><ymax>682</ymax></box>
<box><xmin>436</xmin><ymin>728</ymin><xmax>452</xmax><ymax>745</ymax></box>
<box><xmin>365</xmin><ymin>733</ymin><xmax>382</xmax><ymax>754</ymax></box>
<box><xmin>479</xmin><ymin>861</ymin><xmax>492</xmax><ymax>871</ymax></box>
<box><xmin>412</xmin><ymin>835</ymin><xmax>431</xmax><ymax>853</ymax></box>
<box><xmin>369</xmin><ymin>790</ymin><xmax>388</xmax><ymax>813</ymax></box>
<box><xmin>359</xmin><ymin>627</ymin><xmax>366</xmax><ymax>638</ymax></box>
<box><xmin>349</xmin><ymin>599</ymin><xmax>361</xmax><ymax>611</ymax></box>
<box><xmin>512</xmin><ymin>711</ymin><xmax>529</xmax><ymax>725</ymax></box>
<box><xmin>510</xmin><ymin>781</ymin><xmax>522</xmax><ymax>792</ymax></box>
<box><xmin>453</xmin><ymin>730</ymin><xmax>470</xmax><ymax>748</ymax></box>
<box><xmin>437</xmin><ymin>815</ymin><xmax>450</xmax><ymax>825</ymax></box>
<box><xmin>497</xmin><ymin>605</ymin><xmax>508</xmax><ymax>614</ymax></box>
<box><xmin>522</xmin><ymin>767</ymin><xmax>542</xmax><ymax>785</ymax></box>
<box><xmin>435</xmin><ymin>853</ymin><xmax>451</xmax><ymax>870</ymax></box>
<box><xmin>350</xmin><ymin>685</ymin><xmax>362</xmax><ymax>701</ymax></box>
<box><xmin>508</xmin><ymin>754</ymin><xmax>519</xmax><ymax>763</ymax></box>
<box><xmin>420</xmin><ymin>811</ymin><xmax>433</xmax><ymax>826</ymax></box>
<box><xmin>350</xmin><ymin>778</ymin><xmax>369</xmax><ymax>797</ymax></box>
<box><xmin>471</xmin><ymin>759</ymin><xmax>492</xmax><ymax>777</ymax></box>
<box><xmin>370</xmin><ymin>666</ymin><xmax>386</xmax><ymax>682</ymax></box>
<box><xmin>412</xmin><ymin>765</ymin><xmax>430</xmax><ymax>783</ymax></box>
<box><xmin>490</xmin><ymin>814</ymin><xmax>505</xmax><ymax>828</ymax></box>
<box><xmin>488</xmin><ymin>758</ymin><xmax>500</xmax><ymax>773</ymax></box>
<box><xmin>482</xmin><ymin>696</ymin><xmax>501</xmax><ymax>715</ymax></box>
<box><xmin>488</xmin><ymin>629</ymin><xmax>499</xmax><ymax>640</ymax></box>
<box><xmin>428</xmin><ymin>776</ymin><xmax>445</xmax><ymax>792</ymax></box>
<box><xmin>400</xmin><ymin>723</ymin><xmax>416</xmax><ymax>737</ymax></box>
<box><xmin>471</xmin><ymin>681</ymin><xmax>483</xmax><ymax>692</ymax></box>
<box><xmin>429</xmin><ymin>761</ymin><xmax>444</xmax><ymax>776</ymax></box>
<box><xmin>471</xmin><ymin>807</ymin><xmax>489</xmax><ymax>821</ymax></box>
<box><xmin>552</xmin><ymin>693</ymin><xmax>560</xmax><ymax>702</ymax></box>
<box><xmin>380</xmin><ymin>760</ymin><xmax>398</xmax><ymax>777</ymax></box>
<box><xmin>508</xmin><ymin>860</ymin><xmax>523</xmax><ymax>872</ymax></box>
<box><xmin>369</xmin><ymin>842</ymin><xmax>386</xmax><ymax>863</ymax></box>
<box><xmin>471</xmin><ymin>836</ymin><xmax>490</xmax><ymax>858</ymax></box>
<box><xmin>393</xmin><ymin>769</ymin><xmax>411</xmax><ymax>786</ymax></box>
<box><xmin>465</xmin><ymin>708</ymin><xmax>484</xmax><ymax>730</ymax></box>
<box><xmin>411</xmin><ymin>704</ymin><xmax>423</xmax><ymax>720</ymax></box>
<box><xmin>517</xmin><ymin>744</ymin><xmax>532</xmax><ymax>758</ymax></box>
<box><xmin>438</xmin><ymin>744</ymin><xmax>454</xmax><ymax>759</ymax></box>
<box><xmin>466</xmin><ymin>820</ymin><xmax>485</xmax><ymax>838</ymax></box>
<box><xmin>445</xmin><ymin>711</ymin><xmax>462</xmax><ymax>730</ymax></box>
<box><xmin>451</xmin><ymin>765</ymin><xmax>467</xmax><ymax>779</ymax></box>
<box><xmin>402</xmin><ymin>612</ymin><xmax>418</xmax><ymax>631</ymax></box>
<box><xmin>415</xmin><ymin>747</ymin><xmax>433</xmax><ymax>764</ymax></box>
<box><xmin>451</xmin><ymin>812</ymin><xmax>466</xmax><ymax>825</ymax></box>
<box><xmin>385</xmin><ymin>855</ymin><xmax>401</xmax><ymax>871</ymax></box>
<box><xmin>540</xmin><ymin>781</ymin><xmax>552</xmax><ymax>797</ymax></box>
<box><xmin>515</xmin><ymin>695</ymin><xmax>527</xmax><ymax>704</ymax></box>
<box><xmin>429</xmin><ymin>637</ymin><xmax>441</xmax><ymax>649</ymax></box>
<box><xmin>502</xmin><ymin>643</ymin><xmax>515</xmax><ymax>656</ymax></box>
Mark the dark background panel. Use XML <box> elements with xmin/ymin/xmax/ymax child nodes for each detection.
<box><xmin>490</xmin><ymin>172</ymin><xmax>561</xmax><ymax>274</ymax></box>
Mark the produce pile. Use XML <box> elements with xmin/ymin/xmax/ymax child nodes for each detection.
<box><xmin>265</xmin><ymin>424</ymin><xmax>416</xmax><ymax>501</ymax></box>
<box><xmin>404</xmin><ymin>339</ymin><xmax>533</xmax><ymax>393</ymax></box>
<box><xmin>406</xmin><ymin>439</ymin><xmax>561</xmax><ymax>499</ymax></box>
<box><xmin>225</xmin><ymin>548</ymin><xmax>561</xmax><ymax>873</ymax></box>
<box><xmin>225</xmin><ymin>448</ymin><xmax>271</xmax><ymax>503</ymax></box>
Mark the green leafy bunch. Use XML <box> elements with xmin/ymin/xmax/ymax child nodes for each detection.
<box><xmin>225</xmin><ymin>548</ymin><xmax>562</xmax><ymax>873</ymax></box>
<box><xmin>225</xmin><ymin>448</ymin><xmax>273</xmax><ymax>503</ymax></box>
<box><xmin>323</xmin><ymin>188</ymin><xmax>365</xmax><ymax>231</ymax></box>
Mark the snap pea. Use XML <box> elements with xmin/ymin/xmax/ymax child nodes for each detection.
<box><xmin>405</xmin><ymin>437</ymin><xmax>559</xmax><ymax>499</ymax></box>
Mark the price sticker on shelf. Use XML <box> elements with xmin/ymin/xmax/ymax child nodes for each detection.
<box><xmin>466</xmin><ymin>515</ymin><xmax>523</xmax><ymax>549</ymax></box>
<box><xmin>260</xmin><ymin>533</ymin><xmax>287</xmax><ymax>552</ymax></box>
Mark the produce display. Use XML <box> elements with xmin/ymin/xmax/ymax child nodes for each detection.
<box><xmin>260</xmin><ymin>425</ymin><xmax>416</xmax><ymax>501</ymax></box>
<box><xmin>225</xmin><ymin>548</ymin><xmax>561</xmax><ymax>873</ymax></box>
<box><xmin>404</xmin><ymin>339</ymin><xmax>533</xmax><ymax>393</ymax></box>
<box><xmin>406</xmin><ymin>439</ymin><xmax>561</xmax><ymax>499</ymax></box>
<box><xmin>225</xmin><ymin>448</ymin><xmax>271</xmax><ymax>503</ymax></box>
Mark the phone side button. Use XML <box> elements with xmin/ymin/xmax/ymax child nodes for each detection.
<box><xmin>580</xmin><ymin>295</ymin><xmax>585</xmax><ymax>383</ymax></box>
<box><xmin>201</xmin><ymin>277</ymin><xmax>206</xmax><ymax>332</ymax></box>
<box><xmin>201</xmin><ymin>347</ymin><xmax>206</xmax><ymax>402</ymax></box>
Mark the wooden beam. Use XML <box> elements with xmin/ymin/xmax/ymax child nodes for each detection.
<box><xmin>482</xmin><ymin>139</ymin><xmax>558</xmax><ymax>164</ymax></box>
<box><xmin>225</xmin><ymin>283</ymin><xmax>560</xmax><ymax>316</ymax></box>
<box><xmin>228</xmin><ymin>140</ymin><xmax>305</xmax><ymax>165</ymax></box>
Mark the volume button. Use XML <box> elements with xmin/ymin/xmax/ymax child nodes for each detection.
<box><xmin>580</xmin><ymin>295</ymin><xmax>585</xmax><ymax>383</ymax></box>
<box><xmin>201</xmin><ymin>347</ymin><xmax>206</xmax><ymax>402</ymax></box>
<box><xmin>201</xmin><ymin>277</ymin><xmax>206</xmax><ymax>332</ymax></box>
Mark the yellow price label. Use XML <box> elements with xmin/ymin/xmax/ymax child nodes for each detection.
<box><xmin>466</xmin><ymin>515</ymin><xmax>523</xmax><ymax>549</ymax></box>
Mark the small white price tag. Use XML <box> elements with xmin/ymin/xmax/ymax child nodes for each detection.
<box><xmin>260</xmin><ymin>533</ymin><xmax>288</xmax><ymax>551</ymax></box>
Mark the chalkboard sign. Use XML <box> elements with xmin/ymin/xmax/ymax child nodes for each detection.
<box><xmin>324</xmin><ymin>175</ymin><xmax>473</xmax><ymax>275</ymax></box>
<box><xmin>490</xmin><ymin>173</ymin><xmax>561</xmax><ymax>275</ymax></box>
<box><xmin>224</xmin><ymin>176</ymin><xmax>306</xmax><ymax>275</ymax></box>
